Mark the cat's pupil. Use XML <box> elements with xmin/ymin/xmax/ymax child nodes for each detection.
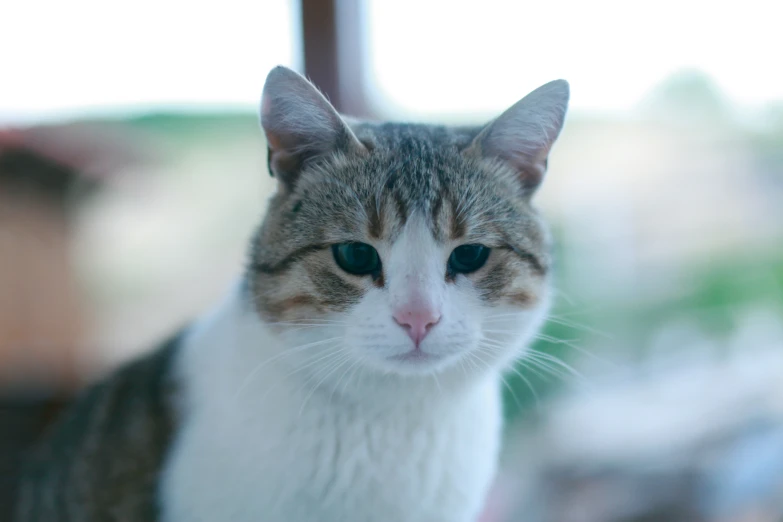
<box><xmin>348</xmin><ymin>245</ymin><xmax>371</xmax><ymax>265</ymax></box>
<box><xmin>449</xmin><ymin>245</ymin><xmax>490</xmax><ymax>274</ymax></box>
<box><xmin>333</xmin><ymin>243</ymin><xmax>381</xmax><ymax>276</ymax></box>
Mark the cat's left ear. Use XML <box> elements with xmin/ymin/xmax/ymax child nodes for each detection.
<box><xmin>466</xmin><ymin>79</ymin><xmax>569</xmax><ymax>195</ymax></box>
<box><xmin>260</xmin><ymin>66</ymin><xmax>367</xmax><ymax>190</ymax></box>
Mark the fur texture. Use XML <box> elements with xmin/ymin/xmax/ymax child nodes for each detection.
<box><xmin>16</xmin><ymin>66</ymin><xmax>568</xmax><ymax>522</ymax></box>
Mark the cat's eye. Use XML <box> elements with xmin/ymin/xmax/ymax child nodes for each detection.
<box><xmin>449</xmin><ymin>244</ymin><xmax>490</xmax><ymax>274</ymax></box>
<box><xmin>332</xmin><ymin>242</ymin><xmax>381</xmax><ymax>276</ymax></box>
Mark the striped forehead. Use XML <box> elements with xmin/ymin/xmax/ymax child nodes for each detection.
<box><xmin>368</xmin><ymin>181</ymin><xmax>462</xmax><ymax>245</ymax></box>
<box><xmin>363</xmin><ymin>140</ymin><xmax>469</xmax><ymax>243</ymax></box>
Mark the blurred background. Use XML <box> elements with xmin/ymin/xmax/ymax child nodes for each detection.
<box><xmin>1</xmin><ymin>1</ymin><xmax>782</xmax><ymax>520</ymax></box>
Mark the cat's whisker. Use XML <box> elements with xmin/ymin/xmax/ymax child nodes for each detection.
<box><xmin>482</xmin><ymin>328</ymin><xmax>523</xmax><ymax>336</ymax></box>
<box><xmin>475</xmin><ymin>342</ymin><xmax>547</xmax><ymax>383</ymax></box>
<box><xmin>279</xmin><ymin>325</ymin><xmax>345</xmax><ymax>336</ymax></box>
<box><xmin>461</xmin><ymin>351</ymin><xmax>482</xmax><ymax>373</ymax></box>
<box><xmin>298</xmin><ymin>350</ymin><xmax>354</xmax><ymax>417</ymax></box>
<box><xmin>481</xmin><ymin>325</ymin><xmax>615</xmax><ymax>371</ymax></box>
<box><xmin>502</xmin><ymin>362</ymin><xmax>541</xmax><ymax>408</ymax></box>
<box><xmin>550</xmin><ymin>288</ymin><xmax>578</xmax><ymax>306</ymax></box>
<box><xmin>478</xmin><ymin>338</ymin><xmax>510</xmax><ymax>350</ymax></box>
<box><xmin>267</xmin><ymin>319</ymin><xmax>348</xmax><ymax>326</ymax></box>
<box><xmin>500</xmin><ymin>372</ymin><xmax>531</xmax><ymax>411</ymax></box>
<box><xmin>286</xmin><ymin>342</ymin><xmax>347</xmax><ymax>378</ymax></box>
<box><xmin>533</xmin><ymin>334</ymin><xmax>615</xmax><ymax>367</ymax></box>
<box><xmin>469</xmin><ymin>349</ymin><xmax>537</xmax><ymax>410</ymax></box>
<box><xmin>244</xmin><ymin>344</ymin><xmax>345</xmax><ymax>406</ymax></box>
<box><xmin>545</xmin><ymin>315</ymin><xmax>612</xmax><ymax>339</ymax></box>
<box><xmin>477</xmin><ymin>341</ymin><xmax>553</xmax><ymax>387</ymax></box>
<box><xmin>251</xmin><ymin>342</ymin><xmax>351</xmax><ymax>404</ymax></box>
<box><xmin>482</xmin><ymin>312</ymin><xmax>526</xmax><ymax>321</ymax></box>
<box><xmin>521</xmin><ymin>356</ymin><xmax>569</xmax><ymax>380</ymax></box>
<box><xmin>295</xmin><ymin>348</ymin><xmax>349</xmax><ymax>398</ymax></box>
<box><xmin>454</xmin><ymin>352</ymin><xmax>471</xmax><ymax>378</ymax></box>
<box><xmin>516</xmin><ymin>359</ymin><xmax>553</xmax><ymax>383</ymax></box>
<box><xmin>526</xmin><ymin>350</ymin><xmax>586</xmax><ymax>381</ymax></box>
<box><xmin>330</xmin><ymin>356</ymin><xmax>363</xmax><ymax>406</ymax></box>
<box><xmin>431</xmin><ymin>370</ymin><xmax>443</xmax><ymax>395</ymax></box>
<box><xmin>340</xmin><ymin>356</ymin><xmax>365</xmax><ymax>396</ymax></box>
<box><xmin>233</xmin><ymin>336</ymin><xmax>344</xmax><ymax>398</ymax></box>
<box><xmin>549</xmin><ymin>306</ymin><xmax>601</xmax><ymax>318</ymax></box>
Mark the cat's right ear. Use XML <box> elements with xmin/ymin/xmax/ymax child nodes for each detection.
<box><xmin>466</xmin><ymin>79</ymin><xmax>569</xmax><ymax>196</ymax></box>
<box><xmin>260</xmin><ymin>66</ymin><xmax>366</xmax><ymax>190</ymax></box>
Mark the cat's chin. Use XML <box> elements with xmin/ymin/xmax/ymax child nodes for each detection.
<box><xmin>389</xmin><ymin>349</ymin><xmax>438</xmax><ymax>363</ymax></box>
<box><xmin>374</xmin><ymin>350</ymin><xmax>466</xmax><ymax>377</ymax></box>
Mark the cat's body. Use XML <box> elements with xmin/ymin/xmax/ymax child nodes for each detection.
<box><xmin>16</xmin><ymin>67</ymin><xmax>569</xmax><ymax>522</ymax></box>
<box><xmin>162</xmin><ymin>284</ymin><xmax>503</xmax><ymax>522</ymax></box>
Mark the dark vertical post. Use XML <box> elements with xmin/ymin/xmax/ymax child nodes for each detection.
<box><xmin>300</xmin><ymin>0</ymin><xmax>372</xmax><ymax>118</ymax></box>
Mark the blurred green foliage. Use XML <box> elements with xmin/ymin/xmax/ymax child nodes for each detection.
<box><xmin>502</xmin><ymin>246</ymin><xmax>783</xmax><ymax>421</ymax></box>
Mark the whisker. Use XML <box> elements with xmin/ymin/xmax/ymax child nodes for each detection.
<box><xmin>476</xmin><ymin>344</ymin><xmax>544</xmax><ymax>406</ymax></box>
<box><xmin>431</xmin><ymin>370</ymin><xmax>443</xmax><ymax>395</ymax></box>
<box><xmin>545</xmin><ymin>315</ymin><xmax>613</xmax><ymax>339</ymax></box>
<box><xmin>526</xmin><ymin>350</ymin><xmax>586</xmax><ymax>381</ymax></box>
<box><xmin>513</xmin><ymin>359</ymin><xmax>552</xmax><ymax>383</ymax></box>
<box><xmin>279</xmin><ymin>325</ymin><xmax>345</xmax><ymax>336</ymax></box>
<box><xmin>483</xmin><ymin>312</ymin><xmax>525</xmax><ymax>321</ymax></box>
<box><xmin>479</xmin><ymin>340</ymin><xmax>579</xmax><ymax>383</ymax></box>
<box><xmin>534</xmin><ymin>334</ymin><xmax>615</xmax><ymax>367</ymax></box>
<box><xmin>267</xmin><ymin>319</ymin><xmax>348</xmax><ymax>326</ymax></box>
<box><xmin>340</xmin><ymin>357</ymin><xmax>365</xmax><ymax>395</ymax></box>
<box><xmin>298</xmin><ymin>351</ymin><xmax>353</xmax><ymax>417</ymax></box>
<box><xmin>330</xmin><ymin>357</ymin><xmax>363</xmax><ymax>406</ymax></box>
<box><xmin>549</xmin><ymin>307</ymin><xmax>600</xmax><ymax>319</ymax></box>
<box><xmin>482</xmin><ymin>328</ymin><xmax>522</xmax><ymax>335</ymax></box>
<box><xmin>550</xmin><ymin>288</ymin><xmax>577</xmax><ymax>306</ymax></box>
<box><xmin>470</xmin><ymin>349</ymin><xmax>536</xmax><ymax>410</ymax></box>
<box><xmin>233</xmin><ymin>337</ymin><xmax>343</xmax><ymax>398</ymax></box>
<box><xmin>249</xmin><ymin>345</ymin><xmax>347</xmax><ymax>404</ymax></box>
<box><xmin>296</xmin><ymin>349</ymin><xmax>350</xmax><ymax>399</ymax></box>
<box><xmin>457</xmin><ymin>357</ymin><xmax>469</xmax><ymax>378</ymax></box>
<box><xmin>503</xmin><ymin>363</ymin><xmax>540</xmax><ymax>408</ymax></box>
<box><xmin>287</xmin><ymin>343</ymin><xmax>348</xmax><ymax>377</ymax></box>
<box><xmin>521</xmin><ymin>357</ymin><xmax>570</xmax><ymax>380</ymax></box>
<box><xmin>478</xmin><ymin>338</ymin><xmax>511</xmax><ymax>350</ymax></box>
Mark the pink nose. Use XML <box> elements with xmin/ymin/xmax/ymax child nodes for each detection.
<box><xmin>393</xmin><ymin>307</ymin><xmax>441</xmax><ymax>346</ymax></box>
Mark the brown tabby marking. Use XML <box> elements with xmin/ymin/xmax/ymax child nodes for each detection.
<box><xmin>15</xmin><ymin>334</ymin><xmax>181</xmax><ymax>522</ymax></box>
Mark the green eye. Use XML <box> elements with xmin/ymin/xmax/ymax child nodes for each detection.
<box><xmin>332</xmin><ymin>243</ymin><xmax>381</xmax><ymax>276</ymax></box>
<box><xmin>449</xmin><ymin>244</ymin><xmax>490</xmax><ymax>274</ymax></box>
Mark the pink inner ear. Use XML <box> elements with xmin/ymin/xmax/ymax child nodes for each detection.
<box><xmin>264</xmin><ymin>131</ymin><xmax>284</xmax><ymax>151</ymax></box>
<box><xmin>260</xmin><ymin>97</ymin><xmax>282</xmax><ymax>150</ymax></box>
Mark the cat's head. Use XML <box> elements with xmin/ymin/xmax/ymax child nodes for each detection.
<box><xmin>248</xmin><ymin>66</ymin><xmax>568</xmax><ymax>381</ymax></box>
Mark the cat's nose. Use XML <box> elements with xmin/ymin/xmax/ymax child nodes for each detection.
<box><xmin>393</xmin><ymin>307</ymin><xmax>441</xmax><ymax>346</ymax></box>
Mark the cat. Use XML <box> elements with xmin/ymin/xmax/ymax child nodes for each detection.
<box><xmin>15</xmin><ymin>65</ymin><xmax>569</xmax><ymax>522</ymax></box>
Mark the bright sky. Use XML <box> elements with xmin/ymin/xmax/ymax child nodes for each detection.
<box><xmin>1</xmin><ymin>0</ymin><xmax>780</xmax><ymax>124</ymax></box>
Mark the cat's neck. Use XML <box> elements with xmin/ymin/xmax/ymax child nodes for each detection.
<box><xmin>176</xmin><ymin>279</ymin><xmax>498</xmax><ymax>417</ymax></box>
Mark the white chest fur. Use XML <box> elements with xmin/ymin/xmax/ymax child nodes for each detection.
<box><xmin>160</xmin><ymin>287</ymin><xmax>503</xmax><ymax>522</ymax></box>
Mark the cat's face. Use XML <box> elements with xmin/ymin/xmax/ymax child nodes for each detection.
<box><xmin>249</xmin><ymin>67</ymin><xmax>568</xmax><ymax>380</ymax></box>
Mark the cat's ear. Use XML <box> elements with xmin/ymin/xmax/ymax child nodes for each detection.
<box><xmin>466</xmin><ymin>79</ymin><xmax>569</xmax><ymax>195</ymax></box>
<box><xmin>260</xmin><ymin>66</ymin><xmax>366</xmax><ymax>189</ymax></box>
